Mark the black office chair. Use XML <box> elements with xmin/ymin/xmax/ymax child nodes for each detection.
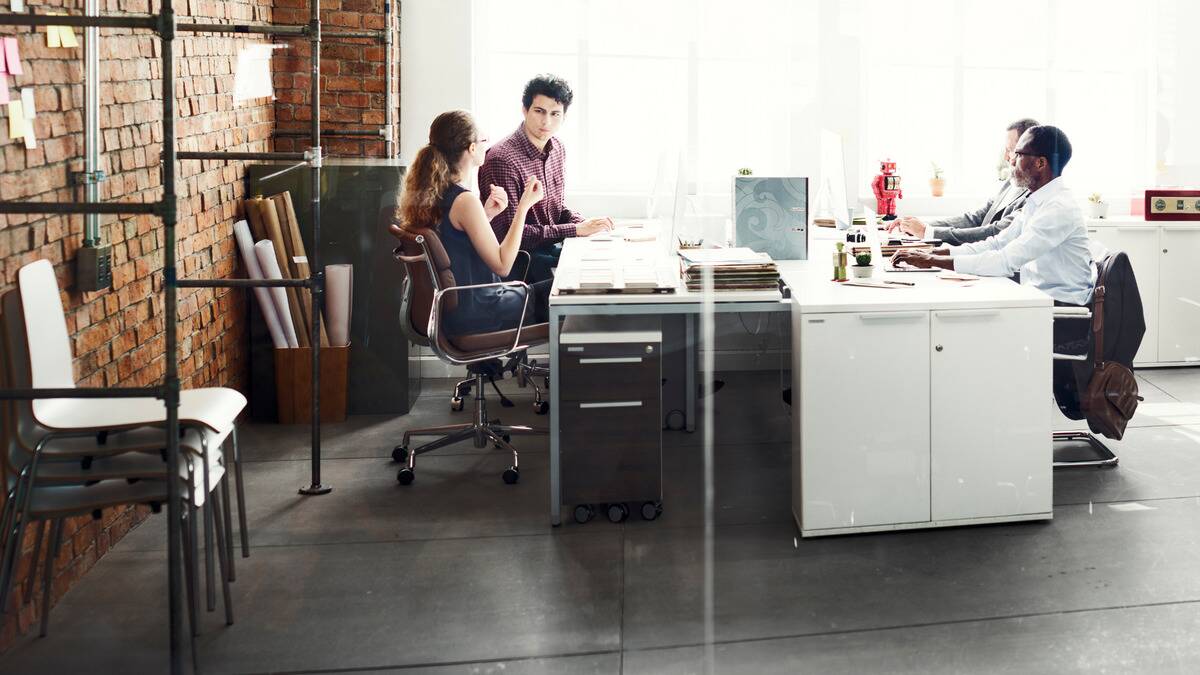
<box><xmin>1052</xmin><ymin>251</ymin><xmax>1145</xmax><ymax>467</ymax></box>
<box><xmin>389</xmin><ymin>222</ymin><xmax>549</xmax><ymax>485</ymax></box>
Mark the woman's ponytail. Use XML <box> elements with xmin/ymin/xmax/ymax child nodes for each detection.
<box><xmin>399</xmin><ymin>110</ymin><xmax>478</xmax><ymax>231</ymax></box>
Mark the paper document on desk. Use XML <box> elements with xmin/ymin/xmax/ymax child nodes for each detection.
<box><xmin>678</xmin><ymin>247</ymin><xmax>771</xmax><ymax>266</ymax></box>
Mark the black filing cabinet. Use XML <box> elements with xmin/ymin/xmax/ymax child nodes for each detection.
<box><xmin>560</xmin><ymin>316</ymin><xmax>663</xmax><ymax>524</ymax></box>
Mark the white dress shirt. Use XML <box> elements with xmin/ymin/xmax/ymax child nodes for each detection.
<box><xmin>949</xmin><ymin>176</ymin><xmax>1095</xmax><ymax>306</ymax></box>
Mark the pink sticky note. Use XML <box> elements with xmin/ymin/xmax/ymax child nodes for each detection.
<box><xmin>0</xmin><ymin>84</ymin><xmax>8</xmax><ymax>106</ymax></box>
<box><xmin>3</xmin><ymin>38</ymin><xmax>21</xmax><ymax>76</ymax></box>
<box><xmin>0</xmin><ymin>47</ymin><xmax>7</xmax><ymax>75</ymax></box>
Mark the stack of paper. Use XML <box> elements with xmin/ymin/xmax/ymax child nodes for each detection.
<box><xmin>678</xmin><ymin>247</ymin><xmax>779</xmax><ymax>291</ymax></box>
<box><xmin>852</xmin><ymin>241</ymin><xmax>933</xmax><ymax>257</ymax></box>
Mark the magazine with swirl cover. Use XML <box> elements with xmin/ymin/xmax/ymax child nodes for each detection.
<box><xmin>733</xmin><ymin>176</ymin><xmax>808</xmax><ymax>260</ymax></box>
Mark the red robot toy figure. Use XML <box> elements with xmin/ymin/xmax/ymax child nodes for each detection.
<box><xmin>871</xmin><ymin>159</ymin><xmax>902</xmax><ymax>220</ymax></box>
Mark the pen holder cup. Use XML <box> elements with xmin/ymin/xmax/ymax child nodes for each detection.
<box><xmin>274</xmin><ymin>344</ymin><xmax>350</xmax><ymax>424</ymax></box>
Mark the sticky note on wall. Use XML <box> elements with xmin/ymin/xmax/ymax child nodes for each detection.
<box><xmin>60</xmin><ymin>26</ymin><xmax>79</xmax><ymax>48</ymax></box>
<box><xmin>3</xmin><ymin>38</ymin><xmax>21</xmax><ymax>75</ymax></box>
<box><xmin>12</xmin><ymin>0</ymin><xmax>25</xmax><ymax>12</ymax></box>
<box><xmin>0</xmin><ymin>85</ymin><xmax>8</xmax><ymax>106</ymax></box>
<box><xmin>8</xmin><ymin>100</ymin><xmax>25</xmax><ymax>139</ymax></box>
<box><xmin>23</xmin><ymin>118</ymin><xmax>36</xmax><ymax>150</ymax></box>
<box><xmin>20</xmin><ymin>89</ymin><xmax>34</xmax><ymax>119</ymax></box>
<box><xmin>47</xmin><ymin>26</ymin><xmax>61</xmax><ymax>49</ymax></box>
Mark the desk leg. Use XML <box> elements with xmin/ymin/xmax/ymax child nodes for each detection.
<box><xmin>549</xmin><ymin>308</ymin><xmax>562</xmax><ymax>526</ymax></box>
<box><xmin>686</xmin><ymin>313</ymin><xmax>696</xmax><ymax>433</ymax></box>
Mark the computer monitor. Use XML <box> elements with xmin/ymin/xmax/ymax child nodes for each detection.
<box><xmin>817</xmin><ymin>129</ymin><xmax>851</xmax><ymax>229</ymax></box>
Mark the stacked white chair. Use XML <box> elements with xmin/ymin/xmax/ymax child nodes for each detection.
<box><xmin>0</xmin><ymin>260</ymin><xmax>249</xmax><ymax>642</ymax></box>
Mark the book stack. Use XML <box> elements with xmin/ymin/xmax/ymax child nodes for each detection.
<box><xmin>678</xmin><ymin>248</ymin><xmax>780</xmax><ymax>291</ymax></box>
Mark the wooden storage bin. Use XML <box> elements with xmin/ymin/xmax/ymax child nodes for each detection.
<box><xmin>274</xmin><ymin>345</ymin><xmax>349</xmax><ymax>423</ymax></box>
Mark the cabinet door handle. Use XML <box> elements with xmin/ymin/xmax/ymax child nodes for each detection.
<box><xmin>579</xmin><ymin>357</ymin><xmax>643</xmax><ymax>364</ymax></box>
<box><xmin>1116</xmin><ymin>227</ymin><xmax>1152</xmax><ymax>232</ymax></box>
<box><xmin>1164</xmin><ymin>226</ymin><xmax>1200</xmax><ymax>231</ymax></box>
<box><xmin>579</xmin><ymin>401</ymin><xmax>643</xmax><ymax>409</ymax></box>
<box><xmin>933</xmin><ymin>309</ymin><xmax>1001</xmax><ymax>319</ymax></box>
<box><xmin>858</xmin><ymin>312</ymin><xmax>925</xmax><ymax>322</ymax></box>
<box><xmin>1087</xmin><ymin>228</ymin><xmax>1098</xmax><ymax>233</ymax></box>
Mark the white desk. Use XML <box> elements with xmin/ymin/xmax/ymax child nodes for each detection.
<box><xmin>548</xmin><ymin>234</ymin><xmax>1055</xmax><ymax>534</ymax></box>
<box><xmin>785</xmin><ymin>247</ymin><xmax>1054</xmax><ymax>536</ymax></box>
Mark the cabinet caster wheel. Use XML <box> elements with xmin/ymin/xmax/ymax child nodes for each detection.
<box><xmin>391</xmin><ymin>446</ymin><xmax>409</xmax><ymax>463</ymax></box>
<box><xmin>574</xmin><ymin>504</ymin><xmax>595</xmax><ymax>524</ymax></box>
<box><xmin>606</xmin><ymin>503</ymin><xmax>629</xmax><ymax>524</ymax></box>
<box><xmin>450</xmin><ymin>397</ymin><xmax>464</xmax><ymax>411</ymax></box>
<box><xmin>396</xmin><ymin>467</ymin><xmax>414</xmax><ymax>485</ymax></box>
<box><xmin>641</xmin><ymin>501</ymin><xmax>663</xmax><ymax>521</ymax></box>
<box><xmin>534</xmin><ymin>400</ymin><xmax>549</xmax><ymax>415</ymax></box>
<box><xmin>502</xmin><ymin>466</ymin><xmax>520</xmax><ymax>484</ymax></box>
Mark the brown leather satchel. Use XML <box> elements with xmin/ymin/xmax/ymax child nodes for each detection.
<box><xmin>1081</xmin><ymin>284</ymin><xmax>1142</xmax><ymax>440</ymax></box>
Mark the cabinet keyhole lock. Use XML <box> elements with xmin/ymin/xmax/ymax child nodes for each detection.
<box><xmin>1163</xmin><ymin>249</ymin><xmax>1168</xmax><ymax>254</ymax></box>
<box><xmin>935</xmin><ymin>344</ymin><xmax>944</xmax><ymax>352</ymax></box>
<box><xmin>645</xmin><ymin>345</ymin><xmax>654</xmax><ymax>354</ymax></box>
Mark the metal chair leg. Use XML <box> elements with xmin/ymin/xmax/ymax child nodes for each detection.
<box><xmin>204</xmin><ymin>499</ymin><xmax>216</xmax><ymax>612</ymax></box>
<box><xmin>212</xmin><ymin>489</ymin><xmax>234</xmax><ymax>626</ymax></box>
<box><xmin>38</xmin><ymin>519</ymin><xmax>63</xmax><ymax>638</ymax></box>
<box><xmin>221</xmin><ymin>467</ymin><xmax>235</xmax><ymax>582</ymax></box>
<box><xmin>185</xmin><ymin>505</ymin><xmax>200</xmax><ymax>637</ymax></box>
<box><xmin>232</xmin><ymin>426</ymin><xmax>249</xmax><ymax>559</ymax></box>
<box><xmin>1053</xmin><ymin>430</ymin><xmax>1119</xmax><ymax>468</ymax></box>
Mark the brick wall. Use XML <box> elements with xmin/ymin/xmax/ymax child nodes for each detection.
<box><xmin>0</xmin><ymin>0</ymin><xmax>274</xmax><ymax>651</ymax></box>
<box><xmin>271</xmin><ymin>0</ymin><xmax>396</xmax><ymax>157</ymax></box>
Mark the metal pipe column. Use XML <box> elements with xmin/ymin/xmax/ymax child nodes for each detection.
<box><xmin>300</xmin><ymin>0</ymin><xmax>331</xmax><ymax>496</ymax></box>
<box><xmin>157</xmin><ymin>7</ymin><xmax>185</xmax><ymax>674</ymax></box>
<box><xmin>83</xmin><ymin>0</ymin><xmax>100</xmax><ymax>244</ymax></box>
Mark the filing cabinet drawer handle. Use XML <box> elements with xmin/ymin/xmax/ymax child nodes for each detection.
<box><xmin>579</xmin><ymin>401</ymin><xmax>643</xmax><ymax>409</ymax></box>
<box><xmin>858</xmin><ymin>312</ymin><xmax>925</xmax><ymax>322</ymax></box>
<box><xmin>934</xmin><ymin>310</ymin><xmax>1001</xmax><ymax>319</ymax></box>
<box><xmin>579</xmin><ymin>357</ymin><xmax>643</xmax><ymax>364</ymax></box>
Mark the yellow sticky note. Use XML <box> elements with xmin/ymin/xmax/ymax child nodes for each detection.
<box><xmin>8</xmin><ymin>100</ymin><xmax>25</xmax><ymax>139</ymax></box>
<box><xmin>60</xmin><ymin>26</ymin><xmax>79</xmax><ymax>48</ymax></box>
<box><xmin>47</xmin><ymin>26</ymin><xmax>61</xmax><ymax>49</ymax></box>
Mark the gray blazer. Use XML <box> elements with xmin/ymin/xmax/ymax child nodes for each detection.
<box><xmin>928</xmin><ymin>181</ymin><xmax>1029</xmax><ymax>246</ymax></box>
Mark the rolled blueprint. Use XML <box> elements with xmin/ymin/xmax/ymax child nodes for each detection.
<box><xmin>233</xmin><ymin>220</ymin><xmax>288</xmax><ymax>349</ymax></box>
<box><xmin>254</xmin><ymin>239</ymin><xmax>300</xmax><ymax>348</ymax></box>
<box><xmin>325</xmin><ymin>264</ymin><xmax>353</xmax><ymax>347</ymax></box>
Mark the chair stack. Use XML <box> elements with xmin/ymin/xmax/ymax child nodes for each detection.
<box><xmin>0</xmin><ymin>260</ymin><xmax>250</xmax><ymax>645</ymax></box>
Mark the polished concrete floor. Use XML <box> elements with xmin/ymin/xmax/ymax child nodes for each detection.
<box><xmin>6</xmin><ymin>369</ymin><xmax>1200</xmax><ymax>673</ymax></box>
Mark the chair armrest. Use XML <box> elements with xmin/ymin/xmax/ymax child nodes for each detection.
<box><xmin>429</xmin><ymin>280</ymin><xmax>533</xmax><ymax>365</ymax></box>
<box><xmin>512</xmin><ymin>250</ymin><xmax>532</xmax><ymax>283</ymax></box>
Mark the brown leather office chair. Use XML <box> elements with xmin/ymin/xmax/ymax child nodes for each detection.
<box><xmin>389</xmin><ymin>222</ymin><xmax>549</xmax><ymax>485</ymax></box>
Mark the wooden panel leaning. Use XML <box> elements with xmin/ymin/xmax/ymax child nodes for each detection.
<box><xmin>270</xmin><ymin>191</ymin><xmax>329</xmax><ymax>347</ymax></box>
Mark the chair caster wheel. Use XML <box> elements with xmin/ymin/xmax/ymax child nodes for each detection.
<box><xmin>534</xmin><ymin>400</ymin><xmax>549</xmax><ymax>415</ymax></box>
<box><xmin>502</xmin><ymin>466</ymin><xmax>520</xmax><ymax>484</ymax></box>
<box><xmin>450</xmin><ymin>397</ymin><xmax>464</xmax><ymax>411</ymax></box>
<box><xmin>391</xmin><ymin>446</ymin><xmax>409</xmax><ymax>463</ymax></box>
<box><xmin>397</xmin><ymin>467</ymin><xmax>414</xmax><ymax>485</ymax></box>
<box><xmin>574</xmin><ymin>504</ymin><xmax>595</xmax><ymax>524</ymax></box>
<box><xmin>494</xmin><ymin>434</ymin><xmax>512</xmax><ymax>449</ymax></box>
<box><xmin>641</xmin><ymin>501</ymin><xmax>663</xmax><ymax>521</ymax></box>
<box><xmin>606</xmin><ymin>503</ymin><xmax>629</xmax><ymax>524</ymax></box>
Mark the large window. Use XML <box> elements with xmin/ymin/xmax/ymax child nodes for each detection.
<box><xmin>464</xmin><ymin>0</ymin><xmax>1191</xmax><ymax>208</ymax></box>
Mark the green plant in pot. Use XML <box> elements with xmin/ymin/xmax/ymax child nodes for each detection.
<box><xmin>929</xmin><ymin>161</ymin><xmax>946</xmax><ymax>197</ymax></box>
<box><xmin>851</xmin><ymin>251</ymin><xmax>874</xmax><ymax>278</ymax></box>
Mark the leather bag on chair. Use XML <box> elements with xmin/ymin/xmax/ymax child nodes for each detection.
<box><xmin>1081</xmin><ymin>253</ymin><xmax>1144</xmax><ymax>440</ymax></box>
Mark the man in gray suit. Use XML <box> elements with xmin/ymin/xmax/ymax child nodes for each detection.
<box><xmin>887</xmin><ymin>118</ymin><xmax>1040</xmax><ymax>245</ymax></box>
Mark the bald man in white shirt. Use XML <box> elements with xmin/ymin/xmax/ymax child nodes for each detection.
<box><xmin>890</xmin><ymin>125</ymin><xmax>1094</xmax><ymax>307</ymax></box>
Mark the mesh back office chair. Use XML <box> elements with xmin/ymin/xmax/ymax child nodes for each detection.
<box><xmin>389</xmin><ymin>221</ymin><xmax>549</xmax><ymax>485</ymax></box>
<box><xmin>1052</xmin><ymin>251</ymin><xmax>1145</xmax><ymax>467</ymax></box>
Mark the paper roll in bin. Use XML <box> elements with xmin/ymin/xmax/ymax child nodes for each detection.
<box><xmin>275</xmin><ymin>345</ymin><xmax>350</xmax><ymax>423</ymax></box>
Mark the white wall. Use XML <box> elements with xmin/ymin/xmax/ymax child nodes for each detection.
<box><xmin>400</xmin><ymin>0</ymin><xmax>475</xmax><ymax>164</ymax></box>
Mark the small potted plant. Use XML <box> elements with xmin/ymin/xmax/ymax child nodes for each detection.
<box><xmin>929</xmin><ymin>162</ymin><xmax>946</xmax><ymax>197</ymax></box>
<box><xmin>1087</xmin><ymin>193</ymin><xmax>1108</xmax><ymax>219</ymax></box>
<box><xmin>736</xmin><ymin>167</ymin><xmax>753</xmax><ymax>176</ymax></box>
<box><xmin>851</xmin><ymin>251</ymin><xmax>874</xmax><ymax>278</ymax></box>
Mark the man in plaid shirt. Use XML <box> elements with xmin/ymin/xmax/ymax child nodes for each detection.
<box><xmin>478</xmin><ymin>74</ymin><xmax>613</xmax><ymax>282</ymax></box>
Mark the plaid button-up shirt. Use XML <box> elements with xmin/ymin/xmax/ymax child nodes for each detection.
<box><xmin>478</xmin><ymin>125</ymin><xmax>583</xmax><ymax>249</ymax></box>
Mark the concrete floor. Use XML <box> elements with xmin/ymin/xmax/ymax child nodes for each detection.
<box><xmin>6</xmin><ymin>369</ymin><xmax>1200</xmax><ymax>673</ymax></box>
